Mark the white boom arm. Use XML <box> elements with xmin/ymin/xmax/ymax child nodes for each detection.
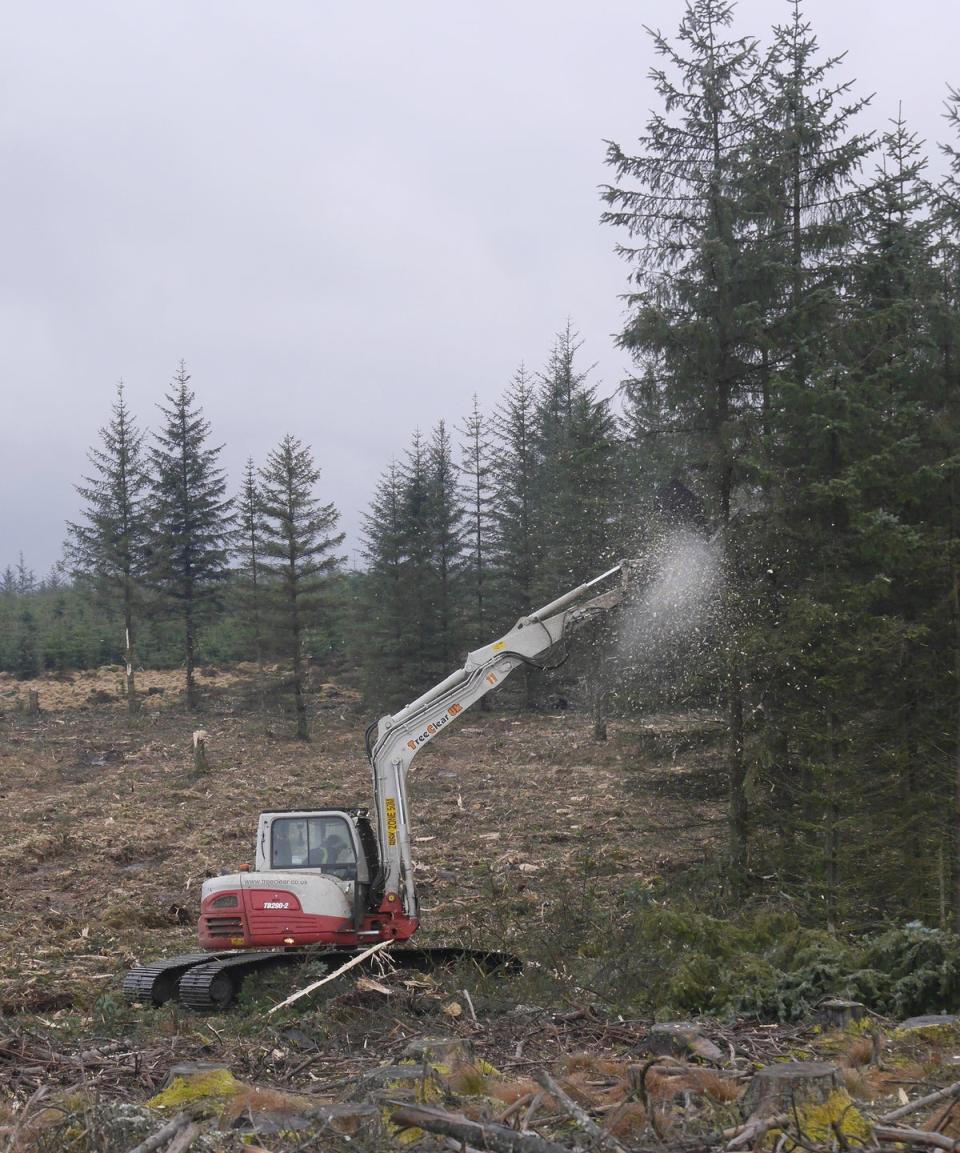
<box><xmin>366</xmin><ymin>562</ymin><xmax>636</xmax><ymax>915</ymax></box>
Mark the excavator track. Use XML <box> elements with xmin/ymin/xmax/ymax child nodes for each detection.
<box><xmin>176</xmin><ymin>950</ymin><xmax>326</xmax><ymax>1011</ymax></box>
<box><xmin>121</xmin><ymin>951</ymin><xmax>237</xmax><ymax>1006</ymax></box>
<box><xmin>124</xmin><ymin>945</ymin><xmax>520</xmax><ymax>1011</ymax></box>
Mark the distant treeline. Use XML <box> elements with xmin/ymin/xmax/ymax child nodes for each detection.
<box><xmin>5</xmin><ymin>1</ymin><xmax>960</xmax><ymax>935</ymax></box>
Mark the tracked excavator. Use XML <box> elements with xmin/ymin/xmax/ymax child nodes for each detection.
<box><xmin>123</xmin><ymin>561</ymin><xmax>636</xmax><ymax>1009</ymax></box>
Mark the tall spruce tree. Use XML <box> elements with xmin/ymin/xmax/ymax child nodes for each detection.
<box><xmin>934</xmin><ymin>90</ymin><xmax>960</xmax><ymax>928</ymax></box>
<box><xmin>752</xmin><ymin>110</ymin><xmax>945</xmax><ymax>926</ymax></box>
<box><xmin>360</xmin><ymin>459</ymin><xmax>407</xmax><ymax>707</ymax></box>
<box><xmin>359</xmin><ymin>422</ymin><xmax>465</xmax><ymax>707</ymax></box>
<box><xmin>233</xmin><ymin>457</ymin><xmax>268</xmax><ymax>715</ymax></box>
<box><xmin>457</xmin><ymin>395</ymin><xmax>496</xmax><ymax>639</ymax></box>
<box><xmin>491</xmin><ymin>363</ymin><xmax>538</xmax><ymax>623</ymax></box>
<box><xmin>533</xmin><ymin>324</ymin><xmax>617</xmax><ymax>597</ymax></box>
<box><xmin>147</xmin><ymin>362</ymin><xmax>232</xmax><ymax>709</ymax></box>
<box><xmin>426</xmin><ymin>420</ymin><xmax>464</xmax><ymax>671</ymax></box>
<box><xmin>755</xmin><ymin>0</ymin><xmax>873</xmax><ymax>399</ymax></box>
<box><xmin>399</xmin><ymin>428</ymin><xmax>434</xmax><ymax>690</ymax></box>
<box><xmin>66</xmin><ymin>382</ymin><xmax>148</xmax><ymax>712</ymax></box>
<box><xmin>729</xmin><ymin>3</ymin><xmax>880</xmax><ymax>920</ymax></box>
<box><xmin>602</xmin><ymin>0</ymin><xmax>765</xmax><ymax>893</ymax></box>
<box><xmin>259</xmin><ymin>435</ymin><xmax>344</xmax><ymax>740</ymax></box>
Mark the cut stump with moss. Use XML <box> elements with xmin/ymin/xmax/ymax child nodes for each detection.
<box><xmin>820</xmin><ymin>1000</ymin><xmax>866</xmax><ymax>1030</ymax></box>
<box><xmin>742</xmin><ymin>1061</ymin><xmax>840</xmax><ymax>1118</ymax></box>
<box><xmin>742</xmin><ymin>1062</ymin><xmax>872</xmax><ymax>1149</ymax></box>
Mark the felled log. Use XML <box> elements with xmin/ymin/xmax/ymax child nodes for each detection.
<box><xmin>388</xmin><ymin>1102</ymin><xmax>571</xmax><ymax>1153</ymax></box>
<box><xmin>645</xmin><ymin>1022</ymin><xmax>724</xmax><ymax>1064</ymax></box>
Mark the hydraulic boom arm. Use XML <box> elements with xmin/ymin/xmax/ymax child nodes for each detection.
<box><xmin>366</xmin><ymin>562</ymin><xmax>636</xmax><ymax>916</ymax></box>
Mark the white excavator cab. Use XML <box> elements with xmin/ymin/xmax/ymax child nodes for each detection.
<box><xmin>254</xmin><ymin>809</ymin><xmax>377</xmax><ymax>886</ymax></box>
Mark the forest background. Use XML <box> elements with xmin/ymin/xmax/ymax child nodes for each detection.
<box><xmin>4</xmin><ymin>0</ymin><xmax>960</xmax><ymax>954</ymax></box>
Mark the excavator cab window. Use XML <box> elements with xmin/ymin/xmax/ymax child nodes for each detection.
<box><xmin>270</xmin><ymin>816</ymin><xmax>357</xmax><ymax>880</ymax></box>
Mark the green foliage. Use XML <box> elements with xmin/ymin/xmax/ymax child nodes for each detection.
<box><xmin>258</xmin><ymin>434</ymin><xmax>345</xmax><ymax>738</ymax></box>
<box><xmin>146</xmin><ymin>362</ymin><xmax>233</xmax><ymax>707</ymax></box>
<box><xmin>65</xmin><ymin>381</ymin><xmax>149</xmax><ymax>710</ymax></box>
<box><xmin>358</xmin><ymin>422</ymin><xmax>465</xmax><ymax>709</ymax></box>
<box><xmin>590</xmin><ymin>904</ymin><xmax>960</xmax><ymax>1022</ymax></box>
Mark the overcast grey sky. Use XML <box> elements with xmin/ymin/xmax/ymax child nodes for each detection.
<box><xmin>2</xmin><ymin>0</ymin><xmax>957</xmax><ymax>576</ymax></box>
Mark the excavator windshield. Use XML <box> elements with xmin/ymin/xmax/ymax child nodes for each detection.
<box><xmin>270</xmin><ymin>815</ymin><xmax>357</xmax><ymax>879</ymax></box>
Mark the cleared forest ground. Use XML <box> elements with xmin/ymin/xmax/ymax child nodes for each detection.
<box><xmin>5</xmin><ymin>666</ymin><xmax>957</xmax><ymax>1153</ymax></box>
<box><xmin>0</xmin><ymin>663</ymin><xmax>726</xmax><ymax>1018</ymax></box>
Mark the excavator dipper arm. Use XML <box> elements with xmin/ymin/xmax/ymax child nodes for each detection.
<box><xmin>367</xmin><ymin>562</ymin><xmax>636</xmax><ymax>916</ymax></box>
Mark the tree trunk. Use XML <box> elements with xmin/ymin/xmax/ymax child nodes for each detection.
<box><xmin>290</xmin><ymin>579</ymin><xmax>309</xmax><ymax>742</ymax></box>
<box><xmin>727</xmin><ymin>660</ymin><xmax>748</xmax><ymax>897</ymax></box>
<box><xmin>123</xmin><ymin>579</ymin><xmax>137</xmax><ymax>715</ymax></box>
<box><xmin>952</xmin><ymin>550</ymin><xmax>960</xmax><ymax>933</ymax></box>
<box><xmin>184</xmin><ymin>595</ymin><xmax>197</xmax><ymax>710</ymax></box>
<box><xmin>825</xmin><ymin>712</ymin><xmax>840</xmax><ymax>930</ymax></box>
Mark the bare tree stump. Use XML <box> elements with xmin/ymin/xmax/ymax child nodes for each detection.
<box><xmin>820</xmin><ymin>999</ymin><xmax>866</xmax><ymax>1030</ymax></box>
<box><xmin>192</xmin><ymin>730</ymin><xmax>209</xmax><ymax>772</ymax></box>
<box><xmin>24</xmin><ymin>690</ymin><xmax>40</xmax><ymax>717</ymax></box>
<box><xmin>741</xmin><ymin>1060</ymin><xmax>841</xmax><ymax>1119</ymax></box>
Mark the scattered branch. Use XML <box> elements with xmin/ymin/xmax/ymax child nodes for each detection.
<box><xmin>725</xmin><ymin>1112</ymin><xmax>790</xmax><ymax>1151</ymax></box>
<box><xmin>124</xmin><ymin>1111</ymin><xmax>195</xmax><ymax>1153</ymax></box>
<box><xmin>532</xmin><ymin>1067</ymin><xmax>629</xmax><ymax>1153</ymax></box>
<box><xmin>389</xmin><ymin>1102</ymin><xmax>573</xmax><ymax>1153</ymax></box>
<box><xmin>875</xmin><ymin>1125</ymin><xmax>960</xmax><ymax>1151</ymax></box>
<box><xmin>267</xmin><ymin>939</ymin><xmax>393</xmax><ymax>1014</ymax></box>
<box><xmin>879</xmin><ymin>1082</ymin><xmax>960</xmax><ymax>1124</ymax></box>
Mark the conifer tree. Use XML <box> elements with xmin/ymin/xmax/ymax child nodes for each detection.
<box><xmin>457</xmin><ymin>395</ymin><xmax>496</xmax><ymax>638</ymax></box>
<box><xmin>491</xmin><ymin>363</ymin><xmax>538</xmax><ymax>622</ymax></box>
<box><xmin>602</xmin><ymin>0</ymin><xmax>765</xmax><ymax>893</ymax></box>
<box><xmin>359</xmin><ymin>422</ymin><xmax>465</xmax><ymax>706</ymax></box>
<box><xmin>66</xmin><ymin>382</ymin><xmax>148</xmax><ymax>712</ymax></box>
<box><xmin>533</xmin><ymin>324</ymin><xmax>617</xmax><ymax>597</ymax></box>
<box><xmin>16</xmin><ymin>553</ymin><xmax>36</xmax><ymax>595</ymax></box>
<box><xmin>399</xmin><ymin>428</ymin><xmax>434</xmax><ymax>689</ymax></box>
<box><xmin>933</xmin><ymin>90</ymin><xmax>960</xmax><ymax>928</ymax></box>
<box><xmin>360</xmin><ymin>459</ymin><xmax>407</xmax><ymax>707</ymax></box>
<box><xmin>755</xmin><ymin>0</ymin><xmax>873</xmax><ymax>399</ymax></box>
<box><xmin>259</xmin><ymin>434</ymin><xmax>344</xmax><ymax>740</ymax></box>
<box><xmin>426</xmin><ymin>420</ymin><xmax>464</xmax><ymax>671</ymax></box>
<box><xmin>758</xmin><ymin>112</ymin><xmax>942</xmax><ymax>924</ymax></box>
<box><xmin>147</xmin><ymin>362</ymin><xmax>232</xmax><ymax>709</ymax></box>
<box><xmin>233</xmin><ymin>457</ymin><xmax>268</xmax><ymax>712</ymax></box>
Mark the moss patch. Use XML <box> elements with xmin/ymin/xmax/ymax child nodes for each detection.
<box><xmin>147</xmin><ymin>1068</ymin><xmax>240</xmax><ymax>1111</ymax></box>
<box><xmin>768</xmin><ymin>1089</ymin><xmax>873</xmax><ymax>1149</ymax></box>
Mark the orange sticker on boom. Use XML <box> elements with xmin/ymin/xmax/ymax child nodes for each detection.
<box><xmin>385</xmin><ymin>798</ymin><xmax>398</xmax><ymax>846</ymax></box>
